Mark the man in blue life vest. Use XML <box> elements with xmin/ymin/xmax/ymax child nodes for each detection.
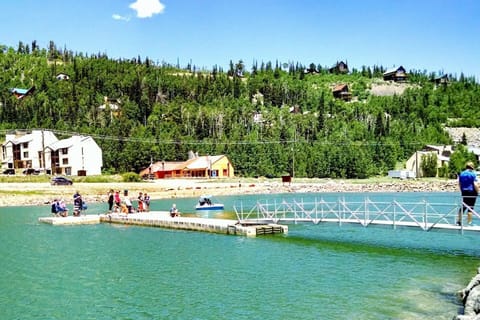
<box><xmin>457</xmin><ymin>161</ymin><xmax>479</xmax><ymax>226</ymax></box>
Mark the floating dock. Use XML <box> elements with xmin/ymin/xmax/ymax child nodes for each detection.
<box><xmin>38</xmin><ymin>212</ymin><xmax>288</xmax><ymax>237</ymax></box>
<box><xmin>38</xmin><ymin>215</ymin><xmax>101</xmax><ymax>225</ymax></box>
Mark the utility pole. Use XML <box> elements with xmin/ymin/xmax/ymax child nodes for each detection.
<box><xmin>292</xmin><ymin>128</ymin><xmax>296</xmax><ymax>178</ymax></box>
<box><xmin>41</xmin><ymin>129</ymin><xmax>46</xmax><ymax>174</ymax></box>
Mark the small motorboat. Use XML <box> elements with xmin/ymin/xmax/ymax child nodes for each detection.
<box><xmin>195</xmin><ymin>195</ymin><xmax>224</xmax><ymax>210</ymax></box>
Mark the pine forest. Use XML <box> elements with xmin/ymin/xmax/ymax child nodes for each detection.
<box><xmin>1</xmin><ymin>41</ymin><xmax>479</xmax><ymax>178</ymax></box>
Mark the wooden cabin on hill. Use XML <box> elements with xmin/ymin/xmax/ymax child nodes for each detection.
<box><xmin>10</xmin><ymin>86</ymin><xmax>35</xmax><ymax>99</ymax></box>
<box><xmin>332</xmin><ymin>84</ymin><xmax>352</xmax><ymax>101</ymax></box>
<box><xmin>383</xmin><ymin>66</ymin><xmax>407</xmax><ymax>82</ymax></box>
<box><xmin>329</xmin><ymin>61</ymin><xmax>349</xmax><ymax>74</ymax></box>
<box><xmin>433</xmin><ymin>74</ymin><xmax>449</xmax><ymax>86</ymax></box>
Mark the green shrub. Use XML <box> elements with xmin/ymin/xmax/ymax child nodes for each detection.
<box><xmin>121</xmin><ymin>172</ymin><xmax>141</xmax><ymax>182</ymax></box>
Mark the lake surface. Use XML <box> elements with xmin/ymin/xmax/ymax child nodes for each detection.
<box><xmin>0</xmin><ymin>192</ymin><xmax>478</xmax><ymax>319</ymax></box>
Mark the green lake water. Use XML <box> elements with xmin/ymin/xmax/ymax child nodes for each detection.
<box><xmin>0</xmin><ymin>192</ymin><xmax>478</xmax><ymax>319</ymax></box>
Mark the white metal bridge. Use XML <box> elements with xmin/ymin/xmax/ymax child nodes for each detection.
<box><xmin>234</xmin><ymin>196</ymin><xmax>480</xmax><ymax>233</ymax></box>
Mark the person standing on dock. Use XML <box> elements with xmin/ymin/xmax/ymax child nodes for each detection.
<box><xmin>143</xmin><ymin>193</ymin><xmax>150</xmax><ymax>212</ymax></box>
<box><xmin>124</xmin><ymin>193</ymin><xmax>133</xmax><ymax>213</ymax></box>
<box><xmin>73</xmin><ymin>191</ymin><xmax>83</xmax><ymax>217</ymax></box>
<box><xmin>457</xmin><ymin>161</ymin><xmax>479</xmax><ymax>226</ymax></box>
<box><xmin>114</xmin><ymin>190</ymin><xmax>121</xmax><ymax>211</ymax></box>
<box><xmin>107</xmin><ymin>189</ymin><xmax>114</xmax><ymax>212</ymax></box>
<box><xmin>137</xmin><ymin>192</ymin><xmax>144</xmax><ymax>212</ymax></box>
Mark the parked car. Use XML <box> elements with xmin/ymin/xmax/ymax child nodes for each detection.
<box><xmin>2</xmin><ymin>168</ymin><xmax>15</xmax><ymax>175</ymax></box>
<box><xmin>23</xmin><ymin>168</ymin><xmax>40</xmax><ymax>175</ymax></box>
<box><xmin>51</xmin><ymin>176</ymin><xmax>73</xmax><ymax>185</ymax></box>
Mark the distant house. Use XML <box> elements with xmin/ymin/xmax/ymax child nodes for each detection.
<box><xmin>433</xmin><ymin>74</ymin><xmax>449</xmax><ymax>86</ymax></box>
<box><xmin>140</xmin><ymin>154</ymin><xmax>235</xmax><ymax>179</ymax></box>
<box><xmin>383</xmin><ymin>66</ymin><xmax>407</xmax><ymax>82</ymax></box>
<box><xmin>251</xmin><ymin>92</ymin><xmax>264</xmax><ymax>106</ymax></box>
<box><xmin>289</xmin><ymin>105</ymin><xmax>301</xmax><ymax>114</ymax></box>
<box><xmin>253</xmin><ymin>112</ymin><xmax>264</xmax><ymax>124</ymax></box>
<box><xmin>10</xmin><ymin>86</ymin><xmax>35</xmax><ymax>99</ymax></box>
<box><xmin>1</xmin><ymin>130</ymin><xmax>58</xmax><ymax>172</ymax></box>
<box><xmin>332</xmin><ymin>84</ymin><xmax>352</xmax><ymax>101</ymax></box>
<box><xmin>329</xmin><ymin>61</ymin><xmax>349</xmax><ymax>74</ymax></box>
<box><xmin>304</xmin><ymin>64</ymin><xmax>319</xmax><ymax>74</ymax></box>
<box><xmin>98</xmin><ymin>96</ymin><xmax>121</xmax><ymax>118</ymax></box>
<box><xmin>405</xmin><ymin>145</ymin><xmax>452</xmax><ymax>177</ymax></box>
<box><xmin>99</xmin><ymin>96</ymin><xmax>120</xmax><ymax>111</ymax></box>
<box><xmin>45</xmin><ymin>135</ymin><xmax>103</xmax><ymax>176</ymax></box>
<box><xmin>56</xmin><ymin>73</ymin><xmax>70</xmax><ymax>81</ymax></box>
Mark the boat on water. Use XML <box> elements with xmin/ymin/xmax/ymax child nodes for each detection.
<box><xmin>195</xmin><ymin>195</ymin><xmax>224</xmax><ymax>210</ymax></box>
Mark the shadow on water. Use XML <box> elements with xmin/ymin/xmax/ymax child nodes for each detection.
<box><xmin>256</xmin><ymin>222</ymin><xmax>480</xmax><ymax>259</ymax></box>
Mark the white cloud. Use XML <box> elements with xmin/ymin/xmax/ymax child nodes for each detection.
<box><xmin>112</xmin><ymin>14</ymin><xmax>131</xmax><ymax>22</ymax></box>
<box><xmin>129</xmin><ymin>0</ymin><xmax>165</xmax><ymax>18</ymax></box>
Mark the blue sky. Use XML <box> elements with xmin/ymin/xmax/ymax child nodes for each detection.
<box><xmin>1</xmin><ymin>0</ymin><xmax>479</xmax><ymax>80</ymax></box>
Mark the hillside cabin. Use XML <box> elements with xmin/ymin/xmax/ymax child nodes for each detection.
<box><xmin>56</xmin><ymin>73</ymin><xmax>70</xmax><ymax>81</ymax></box>
<box><xmin>433</xmin><ymin>74</ymin><xmax>449</xmax><ymax>86</ymax></box>
<box><xmin>10</xmin><ymin>86</ymin><xmax>35</xmax><ymax>99</ymax></box>
<box><xmin>329</xmin><ymin>61</ymin><xmax>349</xmax><ymax>74</ymax></box>
<box><xmin>99</xmin><ymin>96</ymin><xmax>120</xmax><ymax>111</ymax></box>
<box><xmin>332</xmin><ymin>84</ymin><xmax>352</xmax><ymax>101</ymax></box>
<box><xmin>98</xmin><ymin>96</ymin><xmax>121</xmax><ymax>119</ymax></box>
<box><xmin>383</xmin><ymin>66</ymin><xmax>407</xmax><ymax>82</ymax></box>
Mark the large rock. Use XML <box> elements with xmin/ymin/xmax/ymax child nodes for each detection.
<box><xmin>454</xmin><ymin>268</ymin><xmax>480</xmax><ymax>319</ymax></box>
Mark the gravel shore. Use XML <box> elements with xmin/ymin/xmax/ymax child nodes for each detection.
<box><xmin>0</xmin><ymin>178</ymin><xmax>459</xmax><ymax>208</ymax></box>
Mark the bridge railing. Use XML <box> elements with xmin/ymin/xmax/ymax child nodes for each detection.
<box><xmin>233</xmin><ymin>196</ymin><xmax>480</xmax><ymax>232</ymax></box>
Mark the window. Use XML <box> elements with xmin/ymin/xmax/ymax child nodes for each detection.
<box><xmin>61</xmin><ymin>148</ymin><xmax>68</xmax><ymax>155</ymax></box>
<box><xmin>23</xmin><ymin>142</ymin><xmax>28</xmax><ymax>148</ymax></box>
<box><xmin>23</xmin><ymin>152</ymin><xmax>29</xmax><ymax>158</ymax></box>
<box><xmin>62</xmin><ymin>158</ymin><xmax>69</xmax><ymax>165</ymax></box>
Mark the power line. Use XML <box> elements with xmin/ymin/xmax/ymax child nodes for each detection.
<box><xmin>0</xmin><ymin>128</ymin><xmax>424</xmax><ymax>147</ymax></box>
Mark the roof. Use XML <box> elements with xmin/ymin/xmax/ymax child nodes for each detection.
<box><xmin>146</xmin><ymin>161</ymin><xmax>184</xmax><ymax>171</ymax></box>
<box><xmin>47</xmin><ymin>137</ymin><xmax>75</xmax><ymax>150</ymax></box>
<box><xmin>330</xmin><ymin>61</ymin><xmax>347</xmax><ymax>68</ymax></box>
<box><xmin>184</xmin><ymin>155</ymin><xmax>225</xmax><ymax>170</ymax></box>
<box><xmin>332</xmin><ymin>84</ymin><xmax>348</xmax><ymax>92</ymax></box>
<box><xmin>46</xmin><ymin>136</ymin><xmax>90</xmax><ymax>151</ymax></box>
<box><xmin>143</xmin><ymin>155</ymin><xmax>228</xmax><ymax>175</ymax></box>
<box><xmin>2</xmin><ymin>132</ymin><xmax>34</xmax><ymax>146</ymax></box>
<box><xmin>11</xmin><ymin>88</ymin><xmax>29</xmax><ymax>95</ymax></box>
<box><xmin>383</xmin><ymin>66</ymin><xmax>406</xmax><ymax>75</ymax></box>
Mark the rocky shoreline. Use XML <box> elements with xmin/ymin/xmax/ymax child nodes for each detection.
<box><xmin>0</xmin><ymin>178</ymin><xmax>460</xmax><ymax>207</ymax></box>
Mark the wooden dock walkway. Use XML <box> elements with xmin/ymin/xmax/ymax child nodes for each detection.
<box><xmin>38</xmin><ymin>212</ymin><xmax>288</xmax><ymax>237</ymax></box>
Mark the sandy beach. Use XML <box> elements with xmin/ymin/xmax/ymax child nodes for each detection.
<box><xmin>0</xmin><ymin>177</ymin><xmax>459</xmax><ymax>208</ymax></box>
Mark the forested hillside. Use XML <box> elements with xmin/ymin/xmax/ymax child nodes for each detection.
<box><xmin>1</xmin><ymin>41</ymin><xmax>479</xmax><ymax>178</ymax></box>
